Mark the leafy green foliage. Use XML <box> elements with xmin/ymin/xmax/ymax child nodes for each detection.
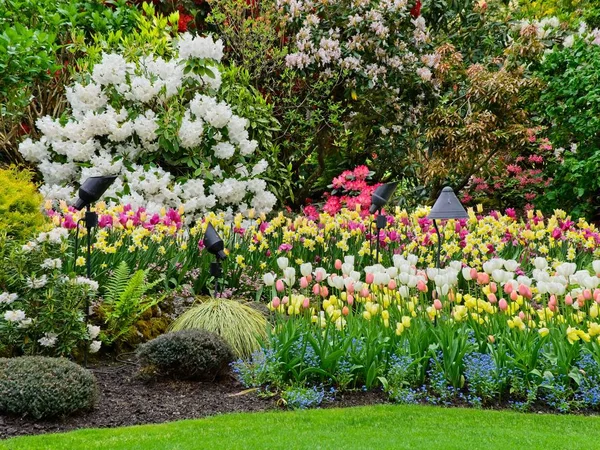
<box><xmin>0</xmin><ymin>356</ymin><xmax>97</xmax><ymax>419</ymax></box>
<box><xmin>170</xmin><ymin>299</ymin><xmax>267</xmax><ymax>358</ymax></box>
<box><xmin>535</xmin><ymin>40</ymin><xmax>600</xmax><ymax>218</ymax></box>
<box><xmin>137</xmin><ymin>329</ymin><xmax>234</xmax><ymax>380</ymax></box>
<box><xmin>0</xmin><ymin>166</ymin><xmax>46</xmax><ymax>241</ymax></box>
<box><xmin>100</xmin><ymin>261</ymin><xmax>163</xmax><ymax>345</ymax></box>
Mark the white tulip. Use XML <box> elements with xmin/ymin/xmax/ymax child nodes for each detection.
<box><xmin>407</xmin><ymin>254</ymin><xmax>418</xmax><ymax>266</ymax></box>
<box><xmin>344</xmin><ymin>256</ymin><xmax>355</xmax><ymax>266</ymax></box>
<box><xmin>534</xmin><ymin>257</ymin><xmax>548</xmax><ymax>270</ymax></box>
<box><xmin>504</xmin><ymin>259</ymin><xmax>518</xmax><ymax>272</ymax></box>
<box><xmin>593</xmin><ymin>260</ymin><xmax>600</xmax><ymax>275</ymax></box>
<box><xmin>399</xmin><ymin>272</ymin><xmax>410</xmax><ymax>285</ymax></box>
<box><xmin>283</xmin><ymin>267</ymin><xmax>296</xmax><ymax>286</ymax></box>
<box><xmin>462</xmin><ymin>267</ymin><xmax>472</xmax><ymax>281</ymax></box>
<box><xmin>350</xmin><ymin>271</ymin><xmax>361</xmax><ymax>282</ymax></box>
<box><xmin>300</xmin><ymin>263</ymin><xmax>313</xmax><ymax>277</ymax></box>
<box><xmin>386</xmin><ymin>267</ymin><xmax>398</xmax><ymax>279</ymax></box>
<box><xmin>277</xmin><ymin>257</ymin><xmax>289</xmax><ymax>270</ymax></box>
<box><xmin>342</xmin><ymin>263</ymin><xmax>353</xmax><ymax>276</ymax></box>
<box><xmin>399</xmin><ymin>285</ymin><xmax>410</xmax><ymax>298</ymax></box>
<box><xmin>449</xmin><ymin>261</ymin><xmax>462</xmax><ymax>271</ymax></box>
<box><xmin>263</xmin><ymin>273</ymin><xmax>275</xmax><ymax>286</ymax></box>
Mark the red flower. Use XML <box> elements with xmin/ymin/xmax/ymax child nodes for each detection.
<box><xmin>178</xmin><ymin>13</ymin><xmax>194</xmax><ymax>32</ymax></box>
<box><xmin>410</xmin><ymin>0</ymin><xmax>422</xmax><ymax>18</ymax></box>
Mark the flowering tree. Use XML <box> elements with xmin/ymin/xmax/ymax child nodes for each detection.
<box><xmin>19</xmin><ymin>33</ymin><xmax>277</xmax><ymax>219</ymax></box>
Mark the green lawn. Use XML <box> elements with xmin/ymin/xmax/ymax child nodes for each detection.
<box><xmin>3</xmin><ymin>404</ymin><xmax>600</xmax><ymax>450</ymax></box>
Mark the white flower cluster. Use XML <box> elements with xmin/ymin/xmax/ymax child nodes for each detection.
<box><xmin>41</xmin><ymin>258</ymin><xmax>62</xmax><ymax>270</ymax></box>
<box><xmin>19</xmin><ymin>33</ymin><xmax>277</xmax><ymax>220</ymax></box>
<box><xmin>280</xmin><ymin>0</ymin><xmax>423</xmax><ymax>85</ymax></box>
<box><xmin>0</xmin><ymin>292</ymin><xmax>18</xmax><ymax>305</ymax></box>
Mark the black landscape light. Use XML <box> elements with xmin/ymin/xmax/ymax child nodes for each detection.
<box><xmin>72</xmin><ymin>175</ymin><xmax>116</xmax><ymax>367</ymax></box>
<box><xmin>369</xmin><ymin>182</ymin><xmax>398</xmax><ymax>262</ymax></box>
<box><xmin>204</xmin><ymin>223</ymin><xmax>227</xmax><ymax>297</ymax></box>
<box><xmin>427</xmin><ymin>186</ymin><xmax>468</xmax><ymax>268</ymax></box>
<box><xmin>369</xmin><ymin>182</ymin><xmax>398</xmax><ymax>215</ymax></box>
<box><xmin>73</xmin><ymin>176</ymin><xmax>118</xmax><ymax>211</ymax></box>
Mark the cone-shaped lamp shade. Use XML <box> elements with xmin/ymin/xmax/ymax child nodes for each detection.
<box><xmin>369</xmin><ymin>182</ymin><xmax>398</xmax><ymax>214</ymax></box>
<box><xmin>428</xmin><ymin>187</ymin><xmax>468</xmax><ymax>219</ymax></box>
<box><xmin>73</xmin><ymin>175</ymin><xmax>117</xmax><ymax>210</ymax></box>
<box><xmin>204</xmin><ymin>223</ymin><xmax>226</xmax><ymax>260</ymax></box>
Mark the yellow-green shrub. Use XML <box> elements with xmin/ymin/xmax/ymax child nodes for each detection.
<box><xmin>0</xmin><ymin>166</ymin><xmax>46</xmax><ymax>240</ymax></box>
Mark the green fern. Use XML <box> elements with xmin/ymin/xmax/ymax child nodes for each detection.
<box><xmin>104</xmin><ymin>261</ymin><xmax>131</xmax><ymax>305</ymax></box>
<box><xmin>101</xmin><ymin>262</ymin><xmax>163</xmax><ymax>345</ymax></box>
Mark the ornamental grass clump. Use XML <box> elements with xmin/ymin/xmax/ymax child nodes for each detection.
<box><xmin>0</xmin><ymin>356</ymin><xmax>97</xmax><ymax>419</ymax></box>
<box><xmin>137</xmin><ymin>329</ymin><xmax>233</xmax><ymax>380</ymax></box>
<box><xmin>170</xmin><ymin>298</ymin><xmax>267</xmax><ymax>358</ymax></box>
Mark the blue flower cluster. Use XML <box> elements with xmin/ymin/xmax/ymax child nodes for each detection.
<box><xmin>289</xmin><ymin>334</ymin><xmax>321</xmax><ymax>368</ymax></box>
<box><xmin>463</xmin><ymin>352</ymin><xmax>499</xmax><ymax>403</ymax></box>
<box><xmin>282</xmin><ymin>385</ymin><xmax>336</xmax><ymax>410</ymax></box>
<box><xmin>230</xmin><ymin>348</ymin><xmax>277</xmax><ymax>388</ymax></box>
<box><xmin>575</xmin><ymin>353</ymin><xmax>600</xmax><ymax>409</ymax></box>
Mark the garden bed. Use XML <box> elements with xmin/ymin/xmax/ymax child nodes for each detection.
<box><xmin>0</xmin><ymin>357</ymin><xmax>387</xmax><ymax>439</ymax></box>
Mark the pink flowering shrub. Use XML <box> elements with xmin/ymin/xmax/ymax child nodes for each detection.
<box><xmin>460</xmin><ymin>128</ymin><xmax>556</xmax><ymax>211</ymax></box>
<box><xmin>310</xmin><ymin>166</ymin><xmax>381</xmax><ymax>216</ymax></box>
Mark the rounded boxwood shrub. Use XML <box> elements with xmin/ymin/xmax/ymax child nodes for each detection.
<box><xmin>137</xmin><ymin>329</ymin><xmax>234</xmax><ymax>380</ymax></box>
<box><xmin>0</xmin><ymin>356</ymin><xmax>98</xmax><ymax>419</ymax></box>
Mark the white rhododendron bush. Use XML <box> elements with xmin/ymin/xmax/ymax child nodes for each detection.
<box><xmin>19</xmin><ymin>33</ymin><xmax>276</xmax><ymax>219</ymax></box>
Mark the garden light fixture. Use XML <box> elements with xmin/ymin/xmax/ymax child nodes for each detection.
<box><xmin>369</xmin><ymin>182</ymin><xmax>398</xmax><ymax>215</ymax></box>
<box><xmin>204</xmin><ymin>223</ymin><xmax>227</xmax><ymax>298</ymax></box>
<box><xmin>428</xmin><ymin>186</ymin><xmax>468</xmax><ymax>268</ymax></box>
<box><xmin>73</xmin><ymin>176</ymin><xmax>118</xmax><ymax>211</ymax></box>
<box><xmin>204</xmin><ymin>223</ymin><xmax>227</xmax><ymax>260</ymax></box>
<box><xmin>72</xmin><ymin>175</ymin><xmax>116</xmax><ymax>367</ymax></box>
<box><xmin>369</xmin><ymin>182</ymin><xmax>398</xmax><ymax>262</ymax></box>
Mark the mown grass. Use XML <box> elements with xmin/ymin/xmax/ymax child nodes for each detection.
<box><xmin>3</xmin><ymin>404</ymin><xmax>600</xmax><ymax>449</ymax></box>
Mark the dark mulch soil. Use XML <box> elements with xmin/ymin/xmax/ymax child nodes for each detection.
<box><xmin>0</xmin><ymin>359</ymin><xmax>389</xmax><ymax>439</ymax></box>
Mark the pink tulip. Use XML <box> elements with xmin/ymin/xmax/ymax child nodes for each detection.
<box><xmin>470</xmin><ymin>268</ymin><xmax>478</xmax><ymax>280</ymax></box>
<box><xmin>433</xmin><ymin>299</ymin><xmax>443</xmax><ymax>310</ymax></box>
<box><xmin>594</xmin><ymin>289</ymin><xmax>600</xmax><ymax>302</ymax></box>
<box><xmin>335</xmin><ymin>259</ymin><xmax>342</xmax><ymax>270</ymax></box>
<box><xmin>477</xmin><ymin>272</ymin><xmax>490</xmax><ymax>285</ymax></box>
<box><xmin>275</xmin><ymin>279</ymin><xmax>285</xmax><ymax>292</ymax></box>
<box><xmin>347</xmin><ymin>284</ymin><xmax>355</xmax><ymax>294</ymax></box>
<box><xmin>487</xmin><ymin>293</ymin><xmax>497</xmax><ymax>304</ymax></box>
<box><xmin>282</xmin><ymin>296</ymin><xmax>289</xmax><ymax>305</ymax></box>
<box><xmin>342</xmin><ymin>306</ymin><xmax>349</xmax><ymax>316</ymax></box>
<box><xmin>499</xmin><ymin>298</ymin><xmax>508</xmax><ymax>311</ymax></box>
<box><xmin>302</xmin><ymin>297</ymin><xmax>310</xmax><ymax>308</ymax></box>
<box><xmin>313</xmin><ymin>283</ymin><xmax>321</xmax><ymax>295</ymax></box>
<box><xmin>306</xmin><ymin>274</ymin><xmax>313</xmax><ymax>283</ymax></box>
<box><xmin>365</xmin><ymin>273</ymin><xmax>374</xmax><ymax>284</ymax></box>
<box><xmin>347</xmin><ymin>294</ymin><xmax>354</xmax><ymax>306</ymax></box>
<box><xmin>300</xmin><ymin>277</ymin><xmax>309</xmax><ymax>289</ymax></box>
<box><xmin>565</xmin><ymin>295</ymin><xmax>573</xmax><ymax>306</ymax></box>
<box><xmin>388</xmin><ymin>280</ymin><xmax>397</xmax><ymax>290</ymax></box>
<box><xmin>519</xmin><ymin>311</ymin><xmax>525</xmax><ymax>320</ymax></box>
<box><xmin>518</xmin><ymin>284</ymin><xmax>531</xmax><ymax>299</ymax></box>
<box><xmin>504</xmin><ymin>283</ymin><xmax>513</xmax><ymax>294</ymax></box>
<box><xmin>272</xmin><ymin>297</ymin><xmax>281</xmax><ymax>308</ymax></box>
<box><xmin>417</xmin><ymin>280</ymin><xmax>428</xmax><ymax>293</ymax></box>
<box><xmin>320</xmin><ymin>286</ymin><xmax>329</xmax><ymax>298</ymax></box>
<box><xmin>510</xmin><ymin>291</ymin><xmax>518</xmax><ymax>301</ymax></box>
<box><xmin>549</xmin><ymin>303</ymin><xmax>557</xmax><ymax>312</ymax></box>
<box><xmin>490</xmin><ymin>282</ymin><xmax>497</xmax><ymax>294</ymax></box>
<box><xmin>584</xmin><ymin>289</ymin><xmax>592</xmax><ymax>301</ymax></box>
<box><xmin>315</xmin><ymin>271</ymin><xmax>324</xmax><ymax>282</ymax></box>
<box><xmin>360</xmin><ymin>287</ymin><xmax>369</xmax><ymax>298</ymax></box>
